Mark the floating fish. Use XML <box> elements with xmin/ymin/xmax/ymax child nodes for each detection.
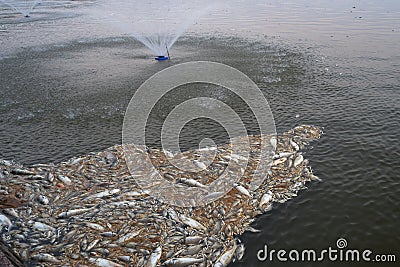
<box><xmin>89</xmin><ymin>258</ymin><xmax>123</xmax><ymax>267</ymax></box>
<box><xmin>164</xmin><ymin>257</ymin><xmax>204</xmax><ymax>266</ymax></box>
<box><xmin>145</xmin><ymin>247</ymin><xmax>162</xmax><ymax>267</ymax></box>
<box><xmin>215</xmin><ymin>243</ymin><xmax>237</xmax><ymax>267</ymax></box>
<box><xmin>56</xmin><ymin>207</ymin><xmax>93</xmax><ymax>219</ymax></box>
<box><xmin>31</xmin><ymin>253</ymin><xmax>60</xmax><ymax>263</ymax></box>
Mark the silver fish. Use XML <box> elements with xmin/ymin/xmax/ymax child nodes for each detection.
<box><xmin>37</xmin><ymin>195</ymin><xmax>49</xmax><ymax>205</ymax></box>
<box><xmin>86</xmin><ymin>239</ymin><xmax>100</xmax><ymax>251</ymax></box>
<box><xmin>178</xmin><ymin>214</ymin><xmax>206</xmax><ymax>231</ymax></box>
<box><xmin>164</xmin><ymin>150</ymin><xmax>174</xmax><ymax>158</ymax></box>
<box><xmin>244</xmin><ymin>226</ymin><xmax>261</xmax><ymax>233</ymax></box>
<box><xmin>234</xmin><ymin>184</ymin><xmax>251</xmax><ymax>197</ymax></box>
<box><xmin>145</xmin><ymin>246</ymin><xmax>162</xmax><ymax>267</ymax></box>
<box><xmin>89</xmin><ymin>258</ymin><xmax>123</xmax><ymax>267</ymax></box>
<box><xmin>57</xmin><ymin>175</ymin><xmax>72</xmax><ymax>185</ymax></box>
<box><xmin>117</xmin><ymin>229</ymin><xmax>143</xmax><ymax>243</ymax></box>
<box><xmin>167</xmin><ymin>208</ymin><xmax>181</xmax><ymax>223</ymax></box>
<box><xmin>164</xmin><ymin>257</ymin><xmax>204</xmax><ymax>266</ymax></box>
<box><xmin>86</xmin><ymin>222</ymin><xmax>105</xmax><ymax>231</ymax></box>
<box><xmin>177</xmin><ymin>177</ymin><xmax>206</xmax><ymax>188</ymax></box>
<box><xmin>235</xmin><ymin>243</ymin><xmax>245</xmax><ymax>260</ymax></box>
<box><xmin>270</xmin><ymin>136</ymin><xmax>277</xmax><ymax>149</ymax></box>
<box><xmin>31</xmin><ymin>253</ymin><xmax>60</xmax><ymax>263</ymax></box>
<box><xmin>184</xmin><ymin>236</ymin><xmax>203</xmax><ymax>245</ymax></box>
<box><xmin>2</xmin><ymin>208</ymin><xmax>18</xmax><ymax>218</ymax></box>
<box><xmin>0</xmin><ymin>214</ymin><xmax>12</xmax><ymax>229</ymax></box>
<box><xmin>57</xmin><ymin>207</ymin><xmax>93</xmax><ymax>219</ymax></box>
<box><xmin>193</xmin><ymin>160</ymin><xmax>207</xmax><ymax>170</ymax></box>
<box><xmin>273</xmin><ymin>152</ymin><xmax>293</xmax><ymax>159</ymax></box>
<box><xmin>85</xmin><ymin>189</ymin><xmax>120</xmax><ymax>199</ymax></box>
<box><xmin>259</xmin><ymin>191</ymin><xmax>273</xmax><ymax>209</ymax></box>
<box><xmin>117</xmin><ymin>256</ymin><xmax>130</xmax><ymax>262</ymax></box>
<box><xmin>294</xmin><ymin>154</ymin><xmax>304</xmax><ymax>167</ymax></box>
<box><xmin>290</xmin><ymin>139</ymin><xmax>300</xmax><ymax>151</ymax></box>
<box><xmin>215</xmin><ymin>243</ymin><xmax>237</xmax><ymax>267</ymax></box>
<box><xmin>32</xmin><ymin>221</ymin><xmax>55</xmax><ymax>232</ymax></box>
<box><xmin>310</xmin><ymin>174</ymin><xmax>321</xmax><ymax>181</ymax></box>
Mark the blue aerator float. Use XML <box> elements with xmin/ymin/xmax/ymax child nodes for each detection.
<box><xmin>155</xmin><ymin>56</ymin><xmax>169</xmax><ymax>61</ymax></box>
<box><xmin>155</xmin><ymin>45</ymin><xmax>170</xmax><ymax>61</ymax></box>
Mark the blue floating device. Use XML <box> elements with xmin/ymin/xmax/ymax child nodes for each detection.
<box><xmin>155</xmin><ymin>56</ymin><xmax>169</xmax><ymax>61</ymax></box>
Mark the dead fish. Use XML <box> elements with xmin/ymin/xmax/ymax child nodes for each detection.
<box><xmin>178</xmin><ymin>214</ymin><xmax>206</xmax><ymax>231</ymax></box>
<box><xmin>31</xmin><ymin>253</ymin><xmax>60</xmax><ymax>263</ymax></box>
<box><xmin>273</xmin><ymin>152</ymin><xmax>292</xmax><ymax>159</ymax></box>
<box><xmin>145</xmin><ymin>246</ymin><xmax>162</xmax><ymax>267</ymax></box>
<box><xmin>215</xmin><ymin>243</ymin><xmax>237</xmax><ymax>267</ymax></box>
<box><xmin>310</xmin><ymin>174</ymin><xmax>321</xmax><ymax>181</ymax></box>
<box><xmin>177</xmin><ymin>178</ymin><xmax>206</xmax><ymax>188</ymax></box>
<box><xmin>270</xmin><ymin>137</ymin><xmax>277</xmax><ymax>149</ymax></box>
<box><xmin>182</xmin><ymin>244</ymin><xmax>203</xmax><ymax>255</ymax></box>
<box><xmin>235</xmin><ymin>243</ymin><xmax>245</xmax><ymax>261</ymax></box>
<box><xmin>57</xmin><ymin>175</ymin><xmax>72</xmax><ymax>185</ymax></box>
<box><xmin>105</xmin><ymin>151</ymin><xmax>118</xmax><ymax>166</ymax></box>
<box><xmin>124</xmin><ymin>189</ymin><xmax>150</xmax><ymax>197</ymax></box>
<box><xmin>117</xmin><ymin>256</ymin><xmax>130</xmax><ymax>262</ymax></box>
<box><xmin>86</xmin><ymin>223</ymin><xmax>105</xmax><ymax>231</ymax></box>
<box><xmin>37</xmin><ymin>195</ymin><xmax>49</xmax><ymax>205</ymax></box>
<box><xmin>163</xmin><ymin>150</ymin><xmax>174</xmax><ymax>158</ymax></box>
<box><xmin>259</xmin><ymin>191</ymin><xmax>273</xmax><ymax>209</ymax></box>
<box><xmin>86</xmin><ymin>239</ymin><xmax>100</xmax><ymax>251</ymax></box>
<box><xmin>231</xmin><ymin>154</ymin><xmax>248</xmax><ymax>161</ymax></box>
<box><xmin>32</xmin><ymin>221</ymin><xmax>55</xmax><ymax>232</ymax></box>
<box><xmin>85</xmin><ymin>189</ymin><xmax>120</xmax><ymax>200</ymax></box>
<box><xmin>244</xmin><ymin>226</ymin><xmax>261</xmax><ymax>233</ymax></box>
<box><xmin>0</xmin><ymin>214</ymin><xmax>12</xmax><ymax>230</ymax></box>
<box><xmin>193</xmin><ymin>160</ymin><xmax>207</xmax><ymax>170</ymax></box>
<box><xmin>2</xmin><ymin>208</ymin><xmax>18</xmax><ymax>218</ymax></box>
<box><xmin>234</xmin><ymin>184</ymin><xmax>250</xmax><ymax>197</ymax></box>
<box><xmin>184</xmin><ymin>236</ymin><xmax>203</xmax><ymax>245</ymax></box>
<box><xmin>57</xmin><ymin>207</ymin><xmax>93</xmax><ymax>219</ymax></box>
<box><xmin>101</xmin><ymin>232</ymin><xmax>116</xmax><ymax>237</ymax></box>
<box><xmin>164</xmin><ymin>257</ymin><xmax>204</xmax><ymax>266</ymax></box>
<box><xmin>167</xmin><ymin>208</ymin><xmax>181</xmax><ymax>223</ymax></box>
<box><xmin>71</xmin><ymin>157</ymin><xmax>83</xmax><ymax>165</ymax></box>
<box><xmin>117</xmin><ymin>229</ymin><xmax>143</xmax><ymax>243</ymax></box>
<box><xmin>89</xmin><ymin>258</ymin><xmax>123</xmax><ymax>267</ymax></box>
<box><xmin>294</xmin><ymin>154</ymin><xmax>304</xmax><ymax>167</ymax></box>
<box><xmin>0</xmin><ymin>159</ymin><xmax>13</xmax><ymax>166</ymax></box>
<box><xmin>46</xmin><ymin>172</ymin><xmax>54</xmax><ymax>182</ymax></box>
<box><xmin>290</xmin><ymin>139</ymin><xmax>300</xmax><ymax>151</ymax></box>
<box><xmin>272</xmin><ymin>157</ymin><xmax>287</xmax><ymax>166</ymax></box>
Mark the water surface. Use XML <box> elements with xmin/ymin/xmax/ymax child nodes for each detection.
<box><xmin>0</xmin><ymin>1</ymin><xmax>399</xmax><ymax>266</ymax></box>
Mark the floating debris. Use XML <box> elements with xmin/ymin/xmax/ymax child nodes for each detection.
<box><xmin>0</xmin><ymin>125</ymin><xmax>322</xmax><ymax>266</ymax></box>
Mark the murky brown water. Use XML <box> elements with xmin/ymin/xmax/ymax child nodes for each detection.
<box><xmin>1</xmin><ymin>0</ymin><xmax>399</xmax><ymax>266</ymax></box>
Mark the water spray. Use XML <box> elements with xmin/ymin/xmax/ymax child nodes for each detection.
<box><xmin>166</xmin><ymin>45</ymin><xmax>171</xmax><ymax>60</ymax></box>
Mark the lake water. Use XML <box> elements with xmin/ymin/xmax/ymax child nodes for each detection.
<box><xmin>0</xmin><ymin>0</ymin><xmax>399</xmax><ymax>266</ymax></box>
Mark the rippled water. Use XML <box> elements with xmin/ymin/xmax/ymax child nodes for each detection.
<box><xmin>1</xmin><ymin>0</ymin><xmax>399</xmax><ymax>266</ymax></box>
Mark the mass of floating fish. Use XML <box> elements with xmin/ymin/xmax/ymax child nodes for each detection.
<box><xmin>0</xmin><ymin>125</ymin><xmax>322</xmax><ymax>267</ymax></box>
